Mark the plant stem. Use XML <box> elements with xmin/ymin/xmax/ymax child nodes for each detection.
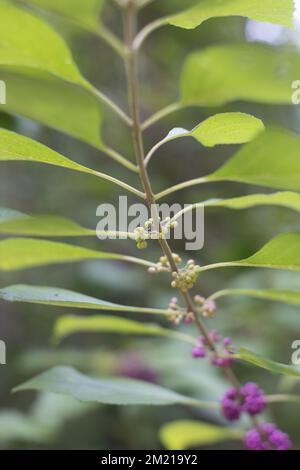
<box><xmin>133</xmin><ymin>17</ymin><xmax>168</xmax><ymax>50</ymax></box>
<box><xmin>123</xmin><ymin>1</ymin><xmax>236</xmax><ymax>380</ymax></box>
<box><xmin>155</xmin><ymin>177</ymin><xmax>209</xmax><ymax>200</ymax></box>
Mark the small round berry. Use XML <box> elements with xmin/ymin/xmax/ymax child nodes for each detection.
<box><xmin>221</xmin><ymin>388</ymin><xmax>242</xmax><ymax>421</ymax></box>
<box><xmin>244</xmin><ymin>423</ymin><xmax>292</xmax><ymax>451</ymax></box>
<box><xmin>241</xmin><ymin>382</ymin><xmax>267</xmax><ymax>416</ymax></box>
<box><xmin>223</xmin><ymin>337</ymin><xmax>232</xmax><ymax>348</ymax></box>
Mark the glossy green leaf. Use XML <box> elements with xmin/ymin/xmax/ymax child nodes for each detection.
<box><xmin>1</xmin><ymin>70</ymin><xmax>103</xmax><ymax>148</ymax></box>
<box><xmin>158</xmin><ymin>128</ymin><xmax>300</xmax><ymax>199</ymax></box>
<box><xmin>210</xmin><ymin>288</ymin><xmax>300</xmax><ymax>307</ymax></box>
<box><xmin>208</xmin><ymin>127</ymin><xmax>300</xmax><ymax>190</ymax></box>
<box><xmin>160</xmin><ymin>420</ymin><xmax>243</xmax><ymax>450</ymax></box>
<box><xmin>0</xmin><ymin>2</ymin><xmax>106</xmax><ymax>147</ymax></box>
<box><xmin>54</xmin><ymin>315</ymin><xmax>196</xmax><ymax>345</ymax></box>
<box><xmin>0</xmin><ymin>1</ymin><xmax>85</xmax><ymax>85</ymax></box>
<box><xmin>0</xmin><ymin>214</ymin><xmax>94</xmax><ymax>237</ymax></box>
<box><xmin>237</xmin><ymin>348</ymin><xmax>300</xmax><ymax>378</ymax></box>
<box><xmin>0</xmin><ymin>284</ymin><xmax>171</xmax><ymax>317</ymax></box>
<box><xmin>0</xmin><ymin>128</ymin><xmax>100</xmax><ymax>176</ymax></box>
<box><xmin>169</xmin><ymin>0</ymin><xmax>294</xmax><ymax>29</ymax></box>
<box><xmin>161</xmin><ymin>113</ymin><xmax>264</xmax><ymax>148</ymax></box>
<box><xmin>204</xmin><ymin>192</ymin><xmax>300</xmax><ymax>213</ymax></box>
<box><xmin>0</xmin><ymin>411</ymin><xmax>47</xmax><ymax>443</ymax></box>
<box><xmin>181</xmin><ymin>44</ymin><xmax>300</xmax><ymax>106</ymax></box>
<box><xmin>14</xmin><ymin>366</ymin><xmax>206</xmax><ymax>406</ymax></box>
<box><xmin>171</xmin><ymin>192</ymin><xmax>300</xmax><ymax>223</ymax></box>
<box><xmin>200</xmin><ymin>233</ymin><xmax>300</xmax><ymax>273</ymax></box>
<box><xmin>21</xmin><ymin>0</ymin><xmax>105</xmax><ymax>29</ymax></box>
<box><xmin>0</xmin><ymin>238</ymin><xmax>153</xmax><ymax>271</ymax></box>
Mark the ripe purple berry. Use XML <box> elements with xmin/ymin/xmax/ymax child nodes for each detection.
<box><xmin>192</xmin><ymin>346</ymin><xmax>206</xmax><ymax>358</ymax></box>
<box><xmin>221</xmin><ymin>388</ymin><xmax>242</xmax><ymax>421</ymax></box>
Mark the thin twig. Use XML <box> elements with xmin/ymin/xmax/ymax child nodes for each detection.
<box><xmin>89</xmin><ymin>85</ymin><xmax>133</xmax><ymax>126</ymax></box>
<box><xmin>102</xmin><ymin>145</ymin><xmax>139</xmax><ymax>172</ymax></box>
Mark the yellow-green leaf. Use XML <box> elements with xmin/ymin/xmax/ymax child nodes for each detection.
<box><xmin>210</xmin><ymin>288</ymin><xmax>300</xmax><ymax>308</ymax></box>
<box><xmin>0</xmin><ymin>284</ymin><xmax>171</xmax><ymax>317</ymax></box>
<box><xmin>54</xmin><ymin>315</ymin><xmax>196</xmax><ymax>345</ymax></box>
<box><xmin>181</xmin><ymin>44</ymin><xmax>300</xmax><ymax>106</ymax></box>
<box><xmin>160</xmin><ymin>113</ymin><xmax>264</xmax><ymax>149</ymax></box>
<box><xmin>0</xmin><ymin>1</ymin><xmax>85</xmax><ymax>84</ymax></box>
<box><xmin>208</xmin><ymin>127</ymin><xmax>300</xmax><ymax>191</ymax></box>
<box><xmin>237</xmin><ymin>348</ymin><xmax>300</xmax><ymax>378</ymax></box>
<box><xmin>169</xmin><ymin>0</ymin><xmax>294</xmax><ymax>30</ymax></box>
<box><xmin>0</xmin><ymin>129</ymin><xmax>140</xmax><ymax>196</ymax></box>
<box><xmin>200</xmin><ymin>233</ymin><xmax>300</xmax><ymax>273</ymax></box>
<box><xmin>0</xmin><ymin>214</ymin><xmax>94</xmax><ymax>237</ymax></box>
<box><xmin>204</xmin><ymin>192</ymin><xmax>300</xmax><ymax>213</ymax></box>
<box><xmin>1</xmin><ymin>70</ymin><xmax>103</xmax><ymax>148</ymax></box>
<box><xmin>160</xmin><ymin>420</ymin><xmax>243</xmax><ymax>450</ymax></box>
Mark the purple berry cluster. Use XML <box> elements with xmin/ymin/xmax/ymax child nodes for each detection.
<box><xmin>245</xmin><ymin>423</ymin><xmax>292</xmax><ymax>451</ymax></box>
<box><xmin>221</xmin><ymin>383</ymin><xmax>291</xmax><ymax>450</ymax></box>
<box><xmin>188</xmin><ymin>307</ymin><xmax>292</xmax><ymax>450</ymax></box>
<box><xmin>221</xmin><ymin>382</ymin><xmax>266</xmax><ymax>421</ymax></box>
<box><xmin>191</xmin><ymin>329</ymin><xmax>235</xmax><ymax>367</ymax></box>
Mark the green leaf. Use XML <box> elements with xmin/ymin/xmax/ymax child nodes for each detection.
<box><xmin>0</xmin><ymin>2</ymin><xmax>106</xmax><ymax>147</ymax></box>
<box><xmin>0</xmin><ymin>129</ymin><xmax>140</xmax><ymax>196</ymax></box>
<box><xmin>237</xmin><ymin>348</ymin><xmax>300</xmax><ymax>378</ymax></box>
<box><xmin>0</xmin><ymin>128</ymin><xmax>100</xmax><ymax>176</ymax></box>
<box><xmin>181</xmin><ymin>44</ymin><xmax>300</xmax><ymax>106</ymax></box>
<box><xmin>54</xmin><ymin>315</ymin><xmax>196</xmax><ymax>345</ymax></box>
<box><xmin>157</xmin><ymin>128</ymin><xmax>300</xmax><ymax>199</ymax></box>
<box><xmin>0</xmin><ymin>214</ymin><xmax>94</xmax><ymax>237</ymax></box>
<box><xmin>169</xmin><ymin>0</ymin><xmax>294</xmax><ymax>29</ymax></box>
<box><xmin>162</xmin><ymin>113</ymin><xmax>264</xmax><ymax>148</ymax></box>
<box><xmin>200</xmin><ymin>233</ymin><xmax>300</xmax><ymax>273</ymax></box>
<box><xmin>208</xmin><ymin>127</ymin><xmax>300</xmax><ymax>191</ymax></box>
<box><xmin>0</xmin><ymin>1</ymin><xmax>85</xmax><ymax>85</ymax></box>
<box><xmin>0</xmin><ymin>238</ymin><xmax>153</xmax><ymax>271</ymax></box>
<box><xmin>13</xmin><ymin>366</ymin><xmax>209</xmax><ymax>406</ymax></box>
<box><xmin>21</xmin><ymin>0</ymin><xmax>105</xmax><ymax>30</ymax></box>
<box><xmin>0</xmin><ymin>284</ymin><xmax>171</xmax><ymax>317</ymax></box>
<box><xmin>210</xmin><ymin>288</ymin><xmax>300</xmax><ymax>308</ymax></box>
<box><xmin>160</xmin><ymin>420</ymin><xmax>243</xmax><ymax>450</ymax></box>
<box><xmin>1</xmin><ymin>70</ymin><xmax>103</xmax><ymax>148</ymax></box>
<box><xmin>172</xmin><ymin>192</ymin><xmax>300</xmax><ymax>223</ymax></box>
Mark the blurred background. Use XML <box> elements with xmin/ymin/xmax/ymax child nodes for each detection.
<box><xmin>0</xmin><ymin>0</ymin><xmax>300</xmax><ymax>450</ymax></box>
